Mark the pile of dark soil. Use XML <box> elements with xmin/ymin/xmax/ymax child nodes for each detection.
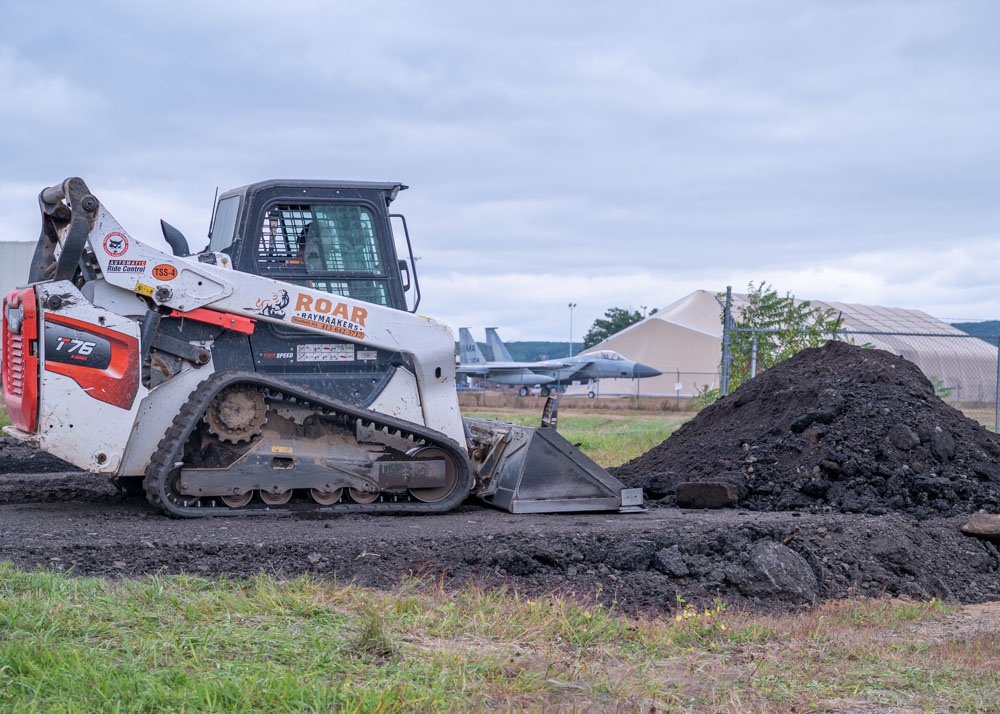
<box><xmin>613</xmin><ymin>341</ymin><xmax>1000</xmax><ymax>518</ymax></box>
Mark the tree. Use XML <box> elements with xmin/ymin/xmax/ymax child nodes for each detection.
<box><xmin>583</xmin><ymin>307</ymin><xmax>655</xmax><ymax>348</ymax></box>
<box><xmin>724</xmin><ymin>282</ymin><xmax>842</xmax><ymax>393</ymax></box>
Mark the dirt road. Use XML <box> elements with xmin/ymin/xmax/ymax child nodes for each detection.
<box><xmin>3</xmin><ymin>342</ymin><xmax>999</xmax><ymax>615</ymax></box>
<box><xmin>1</xmin><ymin>466</ymin><xmax>997</xmax><ymax>615</ymax></box>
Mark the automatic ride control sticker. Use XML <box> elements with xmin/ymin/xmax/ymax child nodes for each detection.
<box><xmin>106</xmin><ymin>259</ymin><xmax>147</xmax><ymax>274</ymax></box>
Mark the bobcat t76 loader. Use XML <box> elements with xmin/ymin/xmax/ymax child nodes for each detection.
<box><xmin>1</xmin><ymin>177</ymin><xmax>643</xmax><ymax>517</ymax></box>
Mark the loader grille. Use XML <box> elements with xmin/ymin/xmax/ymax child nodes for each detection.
<box><xmin>2</xmin><ymin>288</ymin><xmax>39</xmax><ymax>432</ymax></box>
<box><xmin>3</xmin><ymin>326</ymin><xmax>25</xmax><ymax>395</ymax></box>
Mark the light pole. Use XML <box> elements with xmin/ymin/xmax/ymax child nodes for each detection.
<box><xmin>568</xmin><ymin>302</ymin><xmax>577</xmax><ymax>357</ymax></box>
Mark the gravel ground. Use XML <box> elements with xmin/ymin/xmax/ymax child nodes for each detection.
<box><xmin>1</xmin><ymin>342</ymin><xmax>998</xmax><ymax>615</ymax></box>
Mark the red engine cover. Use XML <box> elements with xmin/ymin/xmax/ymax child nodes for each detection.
<box><xmin>42</xmin><ymin>313</ymin><xmax>140</xmax><ymax>410</ymax></box>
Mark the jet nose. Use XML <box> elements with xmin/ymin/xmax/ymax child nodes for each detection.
<box><xmin>632</xmin><ymin>362</ymin><xmax>662</xmax><ymax>379</ymax></box>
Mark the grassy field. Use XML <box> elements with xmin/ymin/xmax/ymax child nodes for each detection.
<box><xmin>0</xmin><ymin>564</ymin><xmax>996</xmax><ymax>712</ymax></box>
<box><xmin>461</xmin><ymin>407</ymin><xmax>690</xmax><ymax>468</ymax></box>
<box><xmin>0</xmin><ymin>403</ymin><xmax>997</xmax><ymax>710</ymax></box>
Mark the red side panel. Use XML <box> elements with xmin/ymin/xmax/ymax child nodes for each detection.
<box><xmin>169</xmin><ymin>307</ymin><xmax>256</xmax><ymax>335</ymax></box>
<box><xmin>2</xmin><ymin>288</ymin><xmax>40</xmax><ymax>432</ymax></box>
<box><xmin>42</xmin><ymin>314</ymin><xmax>140</xmax><ymax>410</ymax></box>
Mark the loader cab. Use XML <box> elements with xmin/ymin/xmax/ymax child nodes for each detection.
<box><xmin>204</xmin><ymin>180</ymin><xmax>420</xmax><ymax>405</ymax></box>
<box><xmin>208</xmin><ymin>180</ymin><xmax>416</xmax><ymax>312</ymax></box>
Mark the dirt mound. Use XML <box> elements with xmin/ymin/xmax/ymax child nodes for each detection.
<box><xmin>612</xmin><ymin>341</ymin><xmax>1000</xmax><ymax>517</ymax></box>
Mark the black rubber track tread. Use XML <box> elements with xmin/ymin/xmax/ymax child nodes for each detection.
<box><xmin>145</xmin><ymin>371</ymin><xmax>474</xmax><ymax>518</ymax></box>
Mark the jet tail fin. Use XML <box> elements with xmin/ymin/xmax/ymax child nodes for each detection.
<box><xmin>458</xmin><ymin>327</ymin><xmax>487</xmax><ymax>365</ymax></box>
<box><xmin>485</xmin><ymin>327</ymin><xmax>515</xmax><ymax>362</ymax></box>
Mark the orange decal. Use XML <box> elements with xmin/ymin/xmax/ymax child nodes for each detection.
<box><xmin>152</xmin><ymin>264</ymin><xmax>178</xmax><ymax>281</ymax></box>
<box><xmin>293</xmin><ymin>293</ymin><xmax>367</xmax><ymax>328</ymax></box>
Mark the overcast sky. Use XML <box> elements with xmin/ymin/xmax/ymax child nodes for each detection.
<box><xmin>2</xmin><ymin>1</ymin><xmax>999</xmax><ymax>340</ymax></box>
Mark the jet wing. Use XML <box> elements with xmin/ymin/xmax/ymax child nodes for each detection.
<box><xmin>456</xmin><ymin>362</ymin><xmax>557</xmax><ymax>385</ymax></box>
<box><xmin>517</xmin><ymin>358</ymin><xmax>595</xmax><ymax>383</ymax></box>
<box><xmin>561</xmin><ymin>361</ymin><xmax>595</xmax><ymax>381</ymax></box>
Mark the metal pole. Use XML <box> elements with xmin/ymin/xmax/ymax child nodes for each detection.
<box><xmin>751</xmin><ymin>334</ymin><xmax>758</xmax><ymax>379</ymax></box>
<box><xmin>568</xmin><ymin>302</ymin><xmax>577</xmax><ymax>357</ymax></box>
<box><xmin>720</xmin><ymin>286</ymin><xmax>733</xmax><ymax>396</ymax></box>
<box><xmin>994</xmin><ymin>336</ymin><xmax>999</xmax><ymax>432</ymax></box>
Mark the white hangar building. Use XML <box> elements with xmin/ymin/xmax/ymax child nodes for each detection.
<box><xmin>569</xmin><ymin>290</ymin><xmax>998</xmax><ymax>405</ymax></box>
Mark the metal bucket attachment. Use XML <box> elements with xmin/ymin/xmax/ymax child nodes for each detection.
<box><xmin>465</xmin><ymin>417</ymin><xmax>644</xmax><ymax>514</ymax></box>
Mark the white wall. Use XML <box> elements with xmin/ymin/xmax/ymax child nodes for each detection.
<box><xmin>0</xmin><ymin>242</ymin><xmax>36</xmax><ymax>368</ymax></box>
<box><xmin>0</xmin><ymin>242</ymin><xmax>36</xmax><ymax>299</ymax></box>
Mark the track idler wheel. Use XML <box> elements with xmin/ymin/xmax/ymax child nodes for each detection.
<box><xmin>310</xmin><ymin>488</ymin><xmax>343</xmax><ymax>505</ymax></box>
<box><xmin>407</xmin><ymin>446</ymin><xmax>460</xmax><ymax>503</ymax></box>
<box><xmin>349</xmin><ymin>488</ymin><xmax>379</xmax><ymax>504</ymax></box>
<box><xmin>260</xmin><ymin>489</ymin><xmax>293</xmax><ymax>506</ymax></box>
<box><xmin>221</xmin><ymin>490</ymin><xmax>253</xmax><ymax>508</ymax></box>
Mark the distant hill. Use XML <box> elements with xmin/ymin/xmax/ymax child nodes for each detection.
<box><xmin>455</xmin><ymin>341</ymin><xmax>581</xmax><ymax>362</ymax></box>
<box><xmin>952</xmin><ymin>321</ymin><xmax>1000</xmax><ymax>345</ymax></box>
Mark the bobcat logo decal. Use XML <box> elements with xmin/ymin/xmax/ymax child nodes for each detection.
<box><xmin>103</xmin><ymin>232</ymin><xmax>129</xmax><ymax>257</ymax></box>
<box><xmin>255</xmin><ymin>289</ymin><xmax>290</xmax><ymax>319</ymax></box>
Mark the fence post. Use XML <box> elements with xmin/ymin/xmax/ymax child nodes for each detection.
<box><xmin>995</xmin><ymin>336</ymin><xmax>999</xmax><ymax>433</ymax></box>
<box><xmin>721</xmin><ymin>286</ymin><xmax>733</xmax><ymax>396</ymax></box>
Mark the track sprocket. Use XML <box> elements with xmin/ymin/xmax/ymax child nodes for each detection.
<box><xmin>205</xmin><ymin>384</ymin><xmax>268</xmax><ymax>444</ymax></box>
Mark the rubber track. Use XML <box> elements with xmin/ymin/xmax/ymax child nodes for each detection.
<box><xmin>145</xmin><ymin>371</ymin><xmax>474</xmax><ymax>518</ymax></box>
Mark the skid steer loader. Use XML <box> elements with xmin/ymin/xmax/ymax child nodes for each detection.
<box><xmin>2</xmin><ymin>177</ymin><xmax>643</xmax><ymax>517</ymax></box>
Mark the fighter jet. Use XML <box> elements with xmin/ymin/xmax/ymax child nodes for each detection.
<box><xmin>457</xmin><ymin>327</ymin><xmax>662</xmax><ymax>396</ymax></box>
<box><xmin>457</xmin><ymin>328</ymin><xmax>558</xmax><ymax>390</ymax></box>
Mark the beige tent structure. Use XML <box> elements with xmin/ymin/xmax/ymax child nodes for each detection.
<box><xmin>811</xmin><ymin>299</ymin><xmax>999</xmax><ymax>405</ymax></box>
<box><xmin>566</xmin><ymin>289</ymin><xmax>999</xmax><ymax>405</ymax></box>
<box><xmin>565</xmin><ymin>290</ymin><xmax>725</xmax><ymax>398</ymax></box>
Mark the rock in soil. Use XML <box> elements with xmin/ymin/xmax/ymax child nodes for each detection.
<box><xmin>961</xmin><ymin>513</ymin><xmax>1000</xmax><ymax>542</ymax></box>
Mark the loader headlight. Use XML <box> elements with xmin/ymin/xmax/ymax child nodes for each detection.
<box><xmin>4</xmin><ymin>304</ymin><xmax>23</xmax><ymax>335</ymax></box>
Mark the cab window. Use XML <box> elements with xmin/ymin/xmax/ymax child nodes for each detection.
<box><xmin>256</xmin><ymin>203</ymin><xmax>390</xmax><ymax>305</ymax></box>
<box><xmin>208</xmin><ymin>195</ymin><xmax>240</xmax><ymax>252</ymax></box>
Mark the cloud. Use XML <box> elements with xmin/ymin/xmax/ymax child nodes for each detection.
<box><xmin>722</xmin><ymin>236</ymin><xmax>1000</xmax><ymax>321</ymax></box>
<box><xmin>2</xmin><ymin>0</ymin><xmax>1000</xmax><ymax>343</ymax></box>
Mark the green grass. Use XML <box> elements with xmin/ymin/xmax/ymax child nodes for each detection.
<box><xmin>0</xmin><ymin>403</ymin><xmax>998</xmax><ymax>710</ymax></box>
<box><xmin>0</xmin><ymin>565</ymin><xmax>995</xmax><ymax>712</ymax></box>
<box><xmin>0</xmin><ymin>401</ymin><xmax>8</xmax><ymax>430</ymax></box>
